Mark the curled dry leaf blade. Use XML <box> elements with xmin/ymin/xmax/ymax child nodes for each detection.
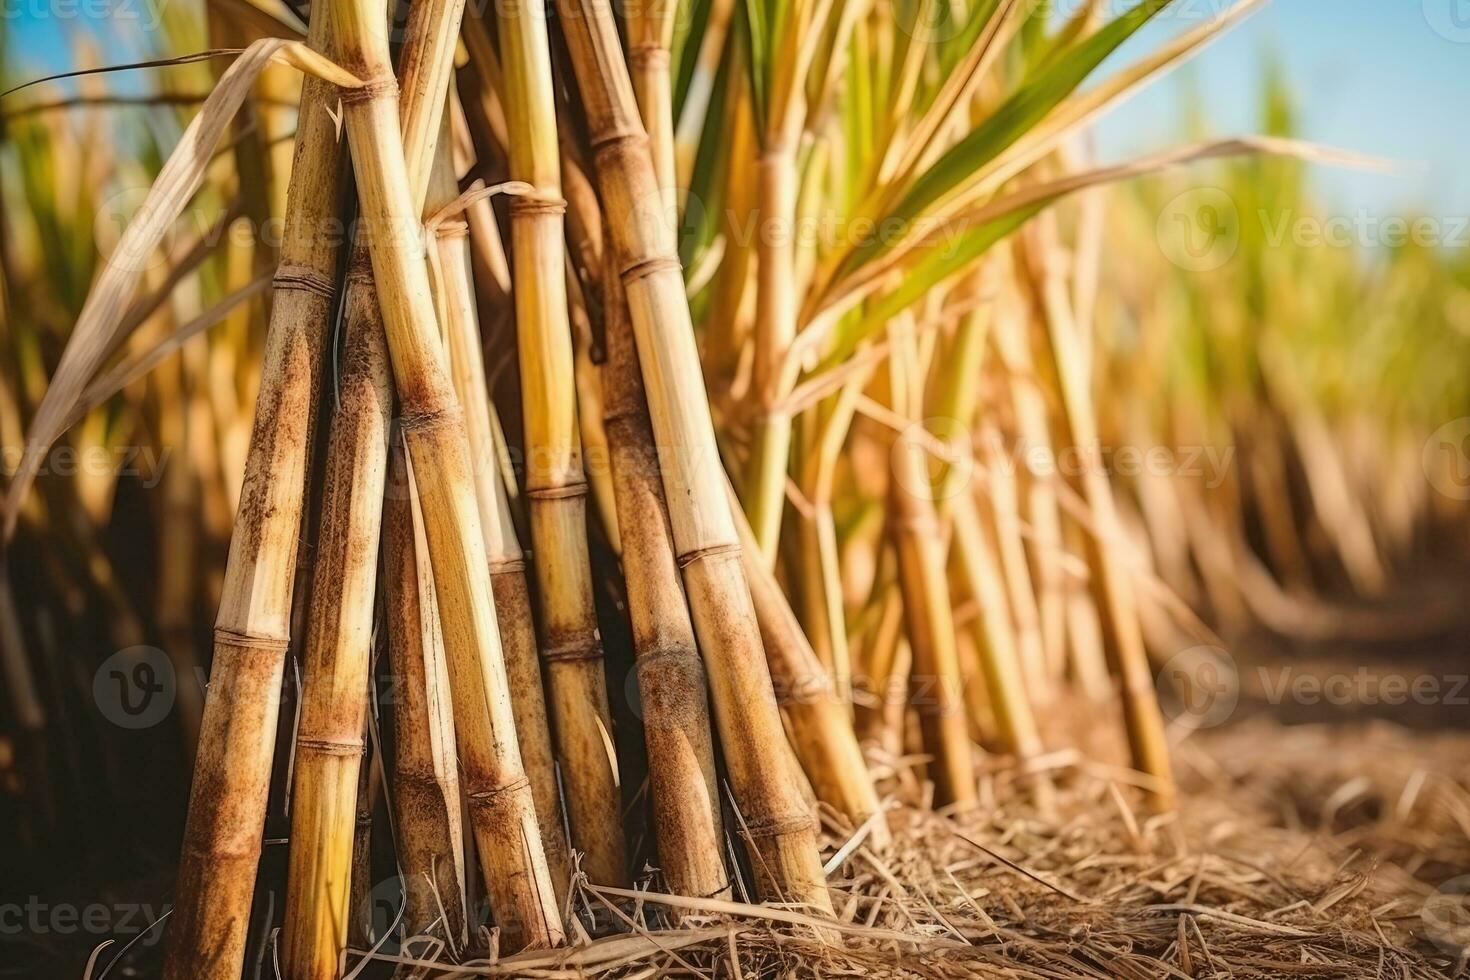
<box><xmin>1</xmin><ymin>38</ymin><xmax>362</xmax><ymax>542</ymax></box>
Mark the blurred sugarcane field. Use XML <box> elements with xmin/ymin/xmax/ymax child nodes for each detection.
<box><xmin>3</xmin><ymin>0</ymin><xmax>1470</xmax><ymax>976</ymax></box>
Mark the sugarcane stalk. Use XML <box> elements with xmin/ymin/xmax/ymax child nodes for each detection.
<box><xmin>384</xmin><ymin>435</ymin><xmax>468</xmax><ymax>944</ymax></box>
<box><xmin>280</xmin><ymin>254</ymin><xmax>394</xmax><ymax>980</ymax></box>
<box><xmin>951</xmin><ymin>493</ymin><xmax>1048</xmax><ymax>775</ymax></box>
<box><xmin>921</xmin><ymin>273</ymin><xmax>1047</xmax><ymax>795</ymax></box>
<box><xmin>494</xmin><ymin>0</ymin><xmax>628</xmax><ymax>888</ymax></box>
<box><xmin>327</xmin><ymin>0</ymin><xmax>563</xmax><ymax>947</ymax></box>
<box><xmin>282</xmin><ymin>0</ymin><xmax>467</xmax><ymax>969</ymax></box>
<box><xmin>886</xmin><ymin>312</ymin><xmax>977</xmax><ymax>809</ymax></box>
<box><xmin>792</xmin><ymin>381</ymin><xmax>862</xmax><ymax>706</ymax></box>
<box><xmin>888</xmin><ymin>432</ymin><xmax>978</xmax><ymax>808</ymax></box>
<box><xmin>744</xmin><ymin>0</ymin><xmax>829</xmax><ymax>564</ymax></box>
<box><xmin>627</xmin><ymin>0</ymin><xmax>678</xmax><ymax>194</ymax></box>
<box><xmin>162</xmin><ymin>8</ymin><xmax>349</xmax><ymax>975</ymax></box>
<box><xmin>1020</xmin><ymin>218</ymin><xmax>1175</xmax><ymax>810</ymax></box>
<box><xmin>744</xmin><ymin>140</ymin><xmax>800</xmax><ymax>564</ymax></box>
<box><xmin>855</xmin><ymin>576</ymin><xmax>903</xmax><ymax>746</ymax></box>
<box><xmin>601</xmin><ymin>244</ymin><xmax>729</xmax><ymax>901</ymax></box>
<box><xmin>982</xmin><ymin>433</ymin><xmax>1051</xmax><ymax>697</ymax></box>
<box><xmin>991</xmin><ymin>280</ymin><xmax>1069</xmax><ymax>682</ymax></box>
<box><xmin>428</xmin><ymin>123</ymin><xmax>574</xmax><ymax>904</ymax></box>
<box><xmin>729</xmin><ymin>479</ymin><xmax>890</xmax><ymax>848</ymax></box>
<box><xmin>1061</xmin><ymin>515</ymin><xmax>1112</xmax><ymax>700</ymax></box>
<box><xmin>603</xmin><ymin>24</ymin><xmax>729</xmax><ymax>897</ymax></box>
<box><xmin>565</xmin><ymin>266</ymin><xmax>623</xmax><ymax>549</ymax></box>
<box><xmin>553</xmin><ymin>0</ymin><xmax>831</xmax><ymax>913</ymax></box>
<box><xmin>700</xmin><ymin>76</ymin><xmax>757</xmax><ymax>381</ymax></box>
<box><xmin>346</xmin><ymin>741</ymin><xmax>377</xmax><ymax>951</ymax></box>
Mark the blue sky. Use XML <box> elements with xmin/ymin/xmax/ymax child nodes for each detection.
<box><xmin>4</xmin><ymin>0</ymin><xmax>1468</xmax><ymax>217</ymax></box>
<box><xmin>1093</xmin><ymin>0</ymin><xmax>1470</xmax><ymax>218</ymax></box>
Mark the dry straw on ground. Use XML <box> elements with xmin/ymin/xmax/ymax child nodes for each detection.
<box><xmin>315</xmin><ymin>717</ymin><xmax>1466</xmax><ymax>979</ymax></box>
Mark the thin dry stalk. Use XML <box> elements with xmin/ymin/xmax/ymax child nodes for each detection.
<box><xmin>791</xmin><ymin>382</ymin><xmax>862</xmax><ymax>706</ymax></box>
<box><xmin>991</xmin><ymin>283</ymin><xmax>1069</xmax><ymax>681</ymax></box>
<box><xmin>328</xmin><ymin>0</ymin><xmax>563</xmax><ymax>947</ymax></box>
<box><xmin>601</xmin><ymin>252</ymin><xmax>728</xmax><ymax>902</ymax></box>
<box><xmin>384</xmin><ymin>436</ymin><xmax>468</xmax><ymax>943</ymax></box>
<box><xmin>951</xmin><ymin>491</ymin><xmax>1049</xmax><ymax>801</ymax></box>
<box><xmin>730</xmin><ymin>480</ymin><xmax>891</xmax><ymax>850</ymax></box>
<box><xmin>283</xmin><ymin>0</ymin><xmax>467</xmax><ymax>970</ymax></box>
<box><xmin>554</xmin><ymin>0</ymin><xmax>831</xmax><ymax>913</ymax></box>
<box><xmin>280</xmin><ymin>257</ymin><xmax>393</xmax><ymax>980</ymax></box>
<box><xmin>428</xmin><ymin>124</ymin><xmax>573</xmax><ymax>903</ymax></box>
<box><xmin>885</xmin><ymin>313</ymin><xmax>977</xmax><ymax>809</ymax></box>
<box><xmin>162</xmin><ymin>14</ymin><xmax>351</xmax><ymax>977</ymax></box>
<box><xmin>494</xmin><ymin>0</ymin><xmax>628</xmax><ymax>887</ymax></box>
<box><xmin>626</xmin><ymin>0</ymin><xmax>678</xmax><ymax>193</ymax></box>
<box><xmin>744</xmin><ymin>135</ymin><xmax>801</xmax><ymax>564</ymax></box>
<box><xmin>981</xmin><ymin>433</ymin><xmax>1052</xmax><ymax>700</ymax></box>
<box><xmin>613</xmin><ymin>5</ymin><xmax>729</xmax><ymax>899</ymax></box>
<box><xmin>1019</xmin><ymin>218</ymin><xmax>1175</xmax><ymax>810</ymax></box>
<box><xmin>888</xmin><ymin>436</ymin><xmax>978</xmax><ymax>809</ymax></box>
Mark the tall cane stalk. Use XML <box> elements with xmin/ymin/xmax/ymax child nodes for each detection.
<box><xmin>282</xmin><ymin>0</ymin><xmax>467</xmax><ymax>970</ymax></box>
<box><xmin>494</xmin><ymin>0</ymin><xmax>628</xmax><ymax>887</ymax></box>
<box><xmin>383</xmin><ymin>437</ymin><xmax>467</xmax><ymax>943</ymax></box>
<box><xmin>617</xmin><ymin>0</ymin><xmax>728</xmax><ymax>900</ymax></box>
<box><xmin>162</xmin><ymin>9</ymin><xmax>349</xmax><ymax>976</ymax></box>
<box><xmin>729</xmin><ymin>480</ymin><xmax>890</xmax><ymax>848</ymax></box>
<box><xmin>1020</xmin><ymin>216</ymin><xmax>1175</xmax><ymax>809</ymax></box>
<box><xmin>601</xmin><ymin>253</ymin><xmax>728</xmax><ymax>901</ymax></box>
<box><xmin>886</xmin><ymin>314</ymin><xmax>978</xmax><ymax>809</ymax></box>
<box><xmin>553</xmin><ymin>0</ymin><xmax>831</xmax><ymax>913</ymax></box>
<box><xmin>279</xmin><ymin>255</ymin><xmax>393</xmax><ymax>980</ymax></box>
<box><xmin>327</xmin><ymin>0</ymin><xmax>563</xmax><ymax>947</ymax></box>
<box><xmin>428</xmin><ymin>122</ymin><xmax>574</xmax><ymax>903</ymax></box>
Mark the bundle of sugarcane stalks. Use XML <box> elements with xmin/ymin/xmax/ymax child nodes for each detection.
<box><xmin>7</xmin><ymin>0</ymin><xmax>1463</xmax><ymax>977</ymax></box>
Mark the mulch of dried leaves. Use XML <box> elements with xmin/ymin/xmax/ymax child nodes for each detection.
<box><xmin>332</xmin><ymin>714</ymin><xmax>1470</xmax><ymax>979</ymax></box>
